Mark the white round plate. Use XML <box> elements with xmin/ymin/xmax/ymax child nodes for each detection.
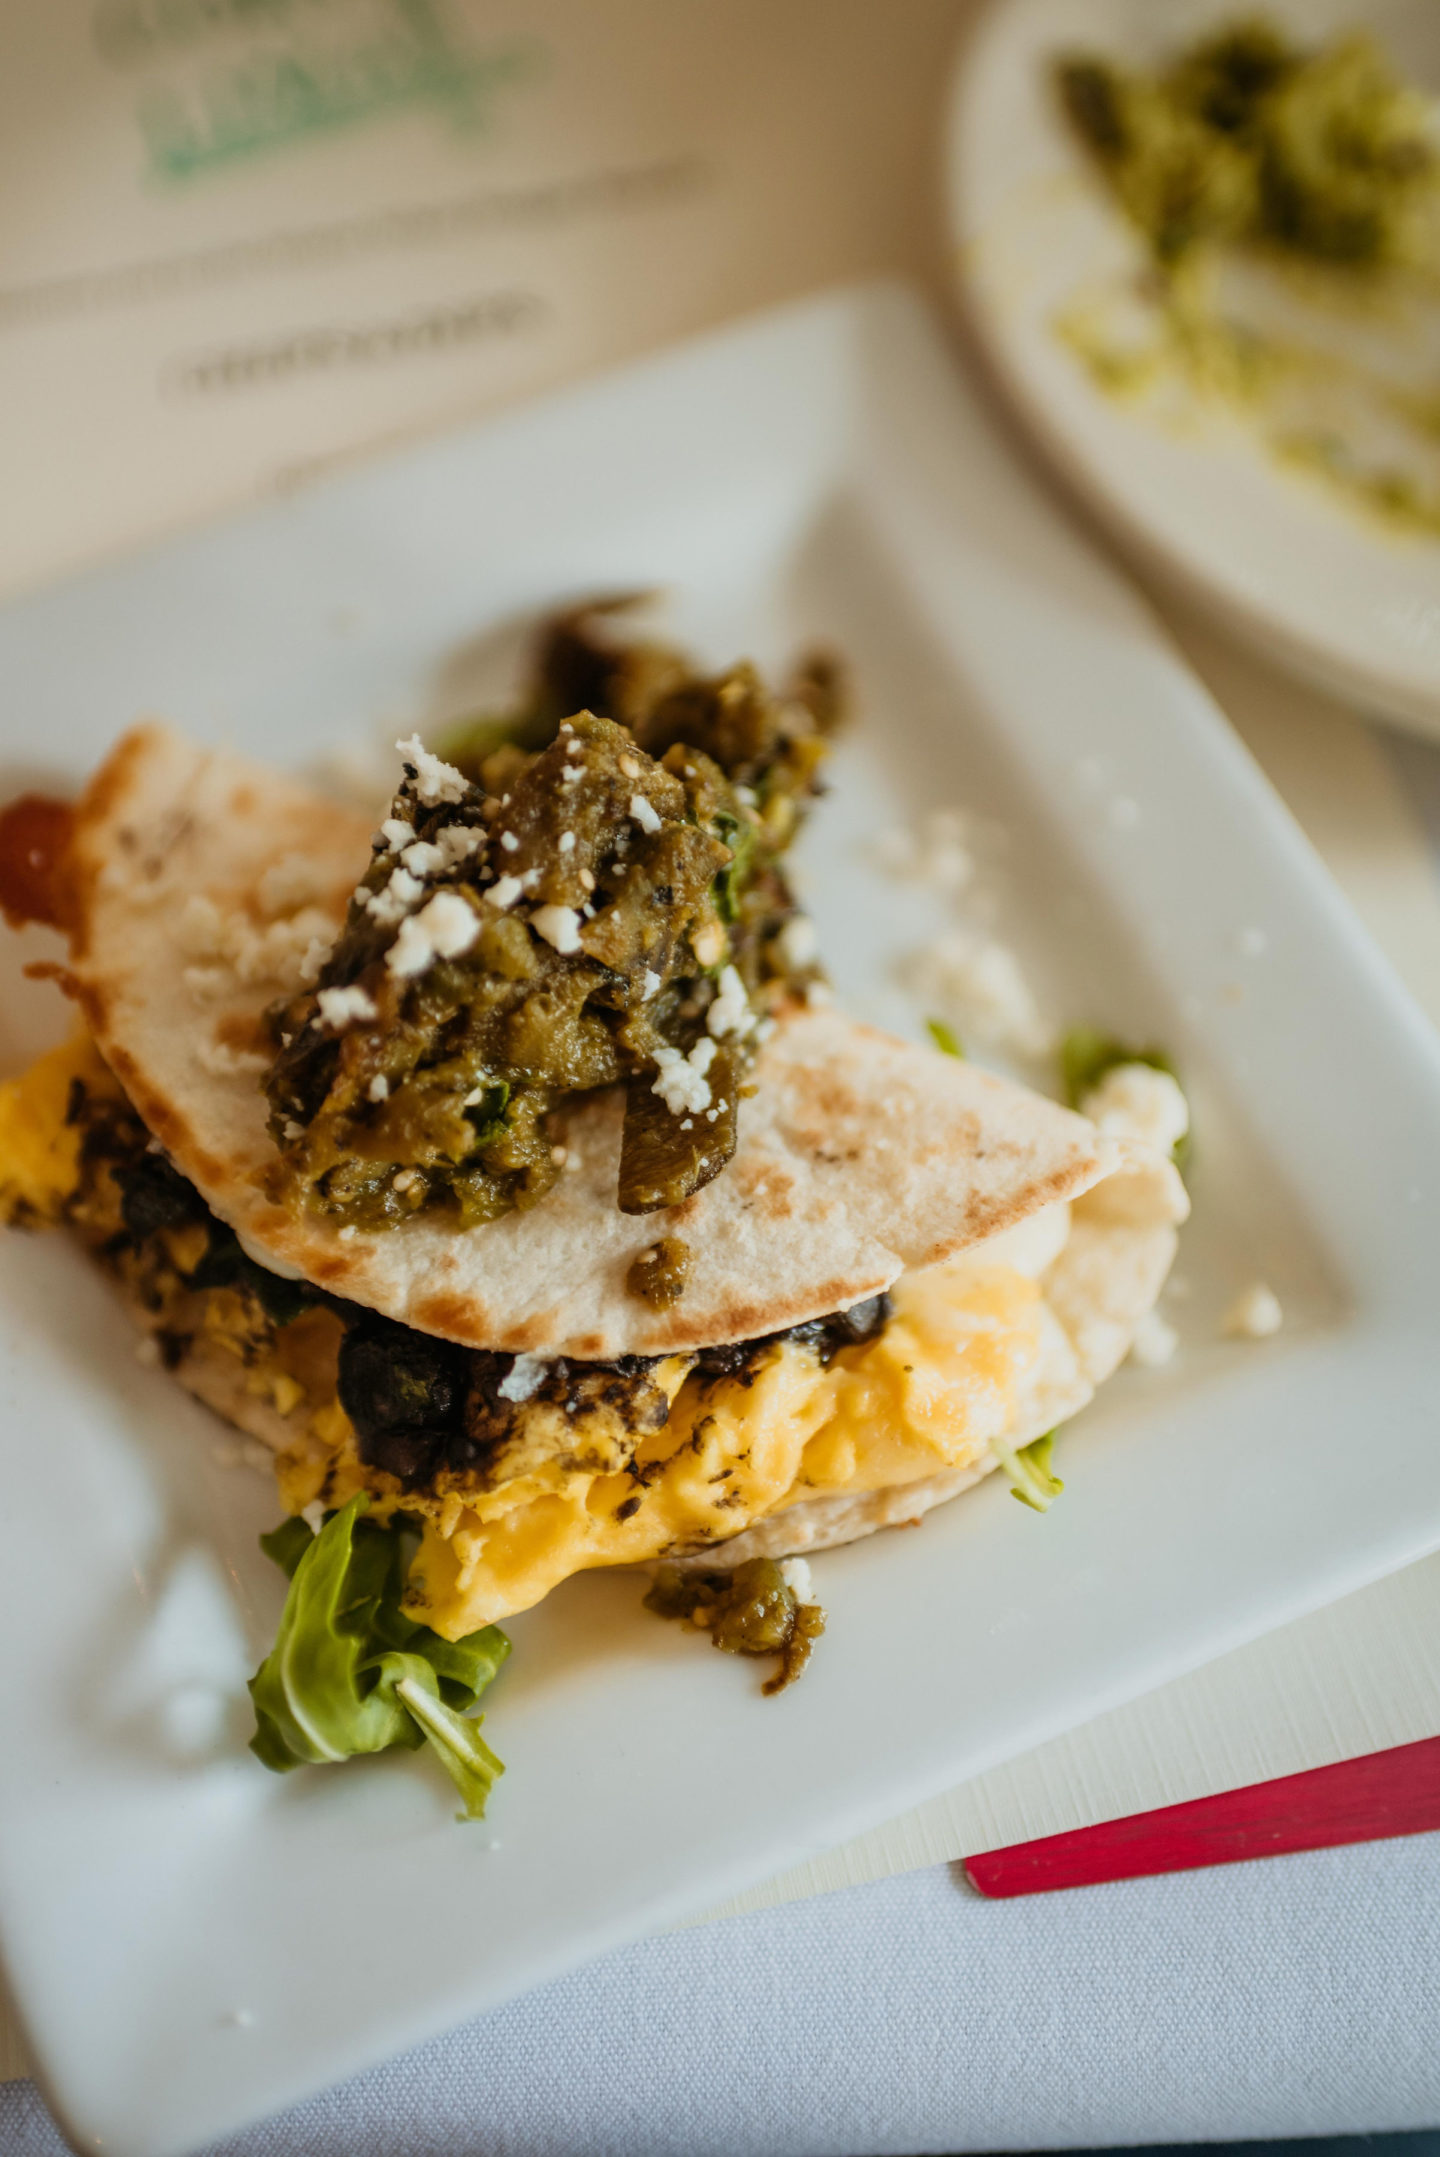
<box><xmin>948</xmin><ymin>0</ymin><xmax>1440</xmax><ymax>738</ymax></box>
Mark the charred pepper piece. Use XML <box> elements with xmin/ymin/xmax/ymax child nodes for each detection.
<box><xmin>645</xmin><ymin>1556</ymin><xmax>827</xmax><ymax>1696</ymax></box>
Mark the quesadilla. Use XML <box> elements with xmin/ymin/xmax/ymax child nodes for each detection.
<box><xmin>0</xmin><ymin>611</ymin><xmax>1186</xmax><ymax>1795</ymax></box>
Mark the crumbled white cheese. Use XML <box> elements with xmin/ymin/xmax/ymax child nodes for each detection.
<box><xmin>363</xmin><ymin>866</ymin><xmax>424</xmax><ymax>928</ymax></box>
<box><xmin>300</xmin><ymin>1501</ymin><xmax>326</xmax><ymax>1533</ymax></box>
<box><xmin>641</xmin><ymin>968</ymin><xmax>662</xmax><ymax>999</ymax></box>
<box><xmin>532</xmin><ymin>904</ymin><xmax>583</xmax><ymax>955</ymax></box>
<box><xmin>499</xmin><ymin>830</ymin><xmax>519</xmax><ymax>852</ymax></box>
<box><xmin>316</xmin><ymin>983</ymin><xmax>378</xmax><ymax>1030</ymax></box>
<box><xmin>487</xmin><ymin>874</ymin><xmax>524</xmax><ymax>909</ymax></box>
<box><xmin>497</xmin><ymin>1353</ymin><xmax>549</xmax><ymax>1403</ymax></box>
<box><xmin>1082</xmin><ymin>1063</ymin><xmax>1189</xmax><ymax>1155</ymax></box>
<box><xmin>368</xmin><ymin>1074</ymin><xmax>390</xmax><ymax>1103</ymax></box>
<box><xmin>692</xmin><ymin>920</ymin><xmax>726</xmax><ymax>969</ymax></box>
<box><xmin>651</xmin><ymin>1037</ymin><xmax>717</xmax><ymax>1116</ymax></box>
<box><xmin>780</xmin><ymin>1557</ymin><xmax>814</xmax><ymax>1602</ymax></box>
<box><xmin>182</xmin><ymin>964</ymin><xmax>230</xmax><ymax>1003</ymax></box>
<box><xmin>195</xmin><ymin>1039</ymin><xmax>270</xmax><ymax>1078</ymax></box>
<box><xmin>386</xmin><ymin>891</ymin><xmax>480</xmax><ymax>978</ymax></box>
<box><xmin>282</xmin><ymin>1119</ymin><xmax>304</xmax><ymax>1142</ymax></box>
<box><xmin>733</xmin><ymin>784</ymin><xmax>757</xmax><ymax>808</ymax></box>
<box><xmin>871</xmin><ymin>808</ymin><xmax>976</xmax><ymax>895</ymax></box>
<box><xmin>1129</xmin><ymin>1310</ymin><xmax>1179</xmax><ymax>1368</ymax></box>
<box><xmin>257</xmin><ymin>854</ymin><xmax>325</xmax><ymax>917</ymax></box>
<box><xmin>394</xmin><ymin>733</ymin><xmax>468</xmax><ymax>807</ymax></box>
<box><xmin>379</xmin><ymin>816</ymin><xmax>416</xmax><ymax>855</ymax></box>
<box><xmin>297</xmin><ymin>937</ymin><xmax>329</xmax><ymax>987</ymax></box>
<box><xmin>400</xmin><ymin>840</ymin><xmax>446</xmax><ymax>878</ymax></box>
<box><xmin>706</xmin><ymin>963</ymin><xmax>751</xmax><ymax>1040</ymax></box>
<box><xmin>776</xmin><ymin>913</ymin><xmax>818</xmax><ymax>970</ymax></box>
<box><xmin>903</xmin><ymin>931</ymin><xmax>1052</xmax><ymax>1058</ymax></box>
<box><xmin>629</xmin><ymin>792</ymin><xmax>662</xmax><ymax>835</ymax></box>
<box><xmin>233</xmin><ymin>910</ymin><xmax>338</xmax><ymax>990</ymax></box>
<box><xmin>560</xmin><ymin>765</ymin><xmax>582</xmax><ymax>786</ymax></box>
<box><xmin>177</xmin><ymin>894</ymin><xmax>226</xmax><ymax>959</ymax></box>
<box><xmin>558</xmin><ymin>831</ymin><xmax>575</xmax><ymax>853</ymax></box>
<box><xmin>1224</xmin><ymin>1282</ymin><xmax>1283</xmax><ymax>1340</ymax></box>
<box><xmin>435</xmin><ymin>824</ymin><xmax>483</xmax><ymax>867</ymax></box>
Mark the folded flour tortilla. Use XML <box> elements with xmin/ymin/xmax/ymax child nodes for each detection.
<box><xmin>62</xmin><ymin>724</ymin><xmax>1152</xmax><ymax>1360</ymax></box>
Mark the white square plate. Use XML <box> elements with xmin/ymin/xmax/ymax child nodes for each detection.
<box><xmin>3</xmin><ymin>283</ymin><xmax>1439</xmax><ymax>2157</ymax></box>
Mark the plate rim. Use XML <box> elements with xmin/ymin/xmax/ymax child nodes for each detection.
<box><xmin>945</xmin><ymin>0</ymin><xmax>1440</xmax><ymax>740</ymax></box>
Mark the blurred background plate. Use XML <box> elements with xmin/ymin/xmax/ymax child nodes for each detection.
<box><xmin>949</xmin><ymin>0</ymin><xmax>1440</xmax><ymax>738</ymax></box>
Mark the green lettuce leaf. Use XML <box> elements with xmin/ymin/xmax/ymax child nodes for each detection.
<box><xmin>926</xmin><ymin>1017</ymin><xmax>965</xmax><ymax>1059</ymax></box>
<box><xmin>1058</xmin><ymin>1026</ymin><xmax>1190</xmax><ymax>1169</ymax></box>
<box><xmin>248</xmin><ymin>1495</ymin><xmax>509</xmax><ymax>1817</ymax></box>
<box><xmin>994</xmin><ymin>1430</ymin><xmax>1065</xmax><ymax>1514</ymax></box>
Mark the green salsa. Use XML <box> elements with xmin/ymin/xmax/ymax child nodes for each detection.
<box><xmin>644</xmin><ymin>1556</ymin><xmax>827</xmax><ymax>1695</ymax></box>
<box><xmin>1057</xmin><ymin>21</ymin><xmax>1438</xmax><ymax>273</ymax></box>
<box><xmin>264</xmin><ymin>605</ymin><xmax>840</xmax><ymax>1230</ymax></box>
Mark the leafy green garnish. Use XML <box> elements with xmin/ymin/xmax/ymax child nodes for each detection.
<box><xmin>248</xmin><ymin>1495</ymin><xmax>509</xmax><ymax>1819</ymax></box>
<box><xmin>995</xmin><ymin>1430</ymin><xmax>1065</xmax><ymax>1514</ymax></box>
<box><xmin>1059</xmin><ymin>1026</ymin><xmax>1190</xmax><ymax>1169</ymax></box>
<box><xmin>926</xmin><ymin>1017</ymin><xmax>965</xmax><ymax>1059</ymax></box>
<box><xmin>712</xmin><ymin>808</ymin><xmax>757</xmax><ymax>928</ymax></box>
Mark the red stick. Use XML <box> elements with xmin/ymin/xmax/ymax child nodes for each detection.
<box><xmin>964</xmin><ymin>1734</ymin><xmax>1440</xmax><ymax>1899</ymax></box>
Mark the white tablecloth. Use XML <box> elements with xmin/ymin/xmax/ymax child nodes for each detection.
<box><xmin>5</xmin><ymin>1832</ymin><xmax>1440</xmax><ymax>2156</ymax></box>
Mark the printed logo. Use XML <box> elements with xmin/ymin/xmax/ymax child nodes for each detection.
<box><xmin>91</xmin><ymin>0</ymin><xmax>546</xmax><ymax>183</ymax></box>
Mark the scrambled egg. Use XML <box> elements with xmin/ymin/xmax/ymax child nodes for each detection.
<box><xmin>0</xmin><ymin>1028</ymin><xmax>118</xmax><ymax>1226</ymax></box>
<box><xmin>358</xmin><ymin>1261</ymin><xmax>1046</xmax><ymax>1638</ymax></box>
<box><xmin>0</xmin><ymin>1026</ymin><xmax>1055</xmax><ymax>1642</ymax></box>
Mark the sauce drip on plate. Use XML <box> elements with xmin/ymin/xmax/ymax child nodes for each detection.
<box><xmin>0</xmin><ymin>795</ymin><xmax>74</xmax><ymax>929</ymax></box>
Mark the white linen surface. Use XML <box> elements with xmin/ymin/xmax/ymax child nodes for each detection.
<box><xmin>5</xmin><ymin>1836</ymin><xmax>1440</xmax><ymax>2156</ymax></box>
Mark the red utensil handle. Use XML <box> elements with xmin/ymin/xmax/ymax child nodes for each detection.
<box><xmin>964</xmin><ymin>1734</ymin><xmax>1440</xmax><ymax>1899</ymax></box>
